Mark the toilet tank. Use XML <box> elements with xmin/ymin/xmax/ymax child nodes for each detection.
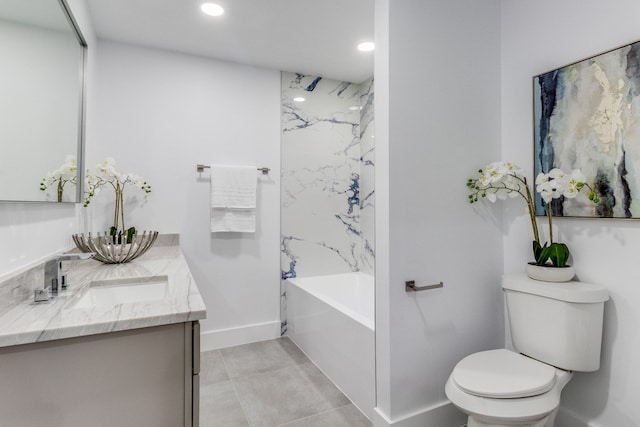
<box><xmin>502</xmin><ymin>274</ymin><xmax>609</xmax><ymax>372</ymax></box>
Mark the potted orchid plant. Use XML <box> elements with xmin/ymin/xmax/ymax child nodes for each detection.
<box><xmin>83</xmin><ymin>158</ymin><xmax>151</xmax><ymax>244</ymax></box>
<box><xmin>39</xmin><ymin>155</ymin><xmax>78</xmax><ymax>202</ymax></box>
<box><xmin>70</xmin><ymin>158</ymin><xmax>157</xmax><ymax>264</ymax></box>
<box><xmin>466</xmin><ymin>161</ymin><xmax>599</xmax><ymax>280</ymax></box>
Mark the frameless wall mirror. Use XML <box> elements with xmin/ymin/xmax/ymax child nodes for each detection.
<box><xmin>0</xmin><ymin>0</ymin><xmax>86</xmax><ymax>203</ymax></box>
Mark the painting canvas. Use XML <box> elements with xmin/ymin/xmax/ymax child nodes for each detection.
<box><xmin>533</xmin><ymin>40</ymin><xmax>640</xmax><ymax>218</ymax></box>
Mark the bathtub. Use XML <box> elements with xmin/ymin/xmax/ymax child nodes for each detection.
<box><xmin>286</xmin><ymin>272</ymin><xmax>375</xmax><ymax>420</ymax></box>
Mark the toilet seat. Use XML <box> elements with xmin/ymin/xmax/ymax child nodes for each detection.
<box><xmin>445</xmin><ymin>349</ymin><xmax>573</xmax><ymax>425</ymax></box>
<box><xmin>452</xmin><ymin>349</ymin><xmax>556</xmax><ymax>398</ymax></box>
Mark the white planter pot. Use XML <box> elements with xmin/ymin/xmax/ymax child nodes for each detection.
<box><xmin>526</xmin><ymin>263</ymin><xmax>575</xmax><ymax>283</ymax></box>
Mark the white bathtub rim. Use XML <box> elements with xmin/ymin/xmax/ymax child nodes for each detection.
<box><xmin>286</xmin><ymin>272</ymin><xmax>374</xmax><ymax>331</ymax></box>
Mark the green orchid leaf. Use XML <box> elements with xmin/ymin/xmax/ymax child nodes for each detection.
<box><xmin>532</xmin><ymin>240</ymin><xmax>543</xmax><ymax>261</ymax></box>
<box><xmin>548</xmin><ymin>243</ymin><xmax>570</xmax><ymax>267</ymax></box>
<box><xmin>535</xmin><ymin>242</ymin><xmax>550</xmax><ymax>265</ymax></box>
<box><xmin>126</xmin><ymin>227</ymin><xmax>136</xmax><ymax>244</ymax></box>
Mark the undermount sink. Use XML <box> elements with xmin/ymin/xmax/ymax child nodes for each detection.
<box><xmin>73</xmin><ymin>276</ymin><xmax>169</xmax><ymax>308</ymax></box>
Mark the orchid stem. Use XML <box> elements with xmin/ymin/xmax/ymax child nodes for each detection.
<box><xmin>523</xmin><ymin>177</ymin><xmax>540</xmax><ymax>245</ymax></box>
<box><xmin>547</xmin><ymin>201</ymin><xmax>553</xmax><ymax>243</ymax></box>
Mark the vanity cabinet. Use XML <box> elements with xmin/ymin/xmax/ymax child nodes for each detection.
<box><xmin>0</xmin><ymin>321</ymin><xmax>200</xmax><ymax>427</ymax></box>
<box><xmin>0</xmin><ymin>243</ymin><xmax>206</xmax><ymax>426</ymax></box>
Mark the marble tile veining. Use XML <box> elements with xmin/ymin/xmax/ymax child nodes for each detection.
<box><xmin>358</xmin><ymin>77</ymin><xmax>375</xmax><ymax>274</ymax></box>
<box><xmin>280</xmin><ymin>73</ymin><xmax>375</xmax><ymax>330</ymax></box>
<box><xmin>0</xmin><ymin>243</ymin><xmax>206</xmax><ymax>348</ymax></box>
<box><xmin>280</xmin><ymin>72</ymin><xmax>375</xmax><ymax>280</ymax></box>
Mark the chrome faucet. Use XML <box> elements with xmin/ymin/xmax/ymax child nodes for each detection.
<box><xmin>34</xmin><ymin>253</ymin><xmax>94</xmax><ymax>302</ymax></box>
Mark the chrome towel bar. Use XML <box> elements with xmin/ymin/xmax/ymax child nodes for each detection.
<box><xmin>405</xmin><ymin>280</ymin><xmax>444</xmax><ymax>292</ymax></box>
<box><xmin>196</xmin><ymin>164</ymin><xmax>270</xmax><ymax>174</ymax></box>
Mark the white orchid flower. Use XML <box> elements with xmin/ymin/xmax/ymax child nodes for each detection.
<box><xmin>495</xmin><ymin>161</ymin><xmax>523</xmax><ymax>178</ymax></box>
<box><xmin>548</xmin><ymin>168</ymin><xmax>566</xmax><ymax>180</ymax></box>
<box><xmin>504</xmin><ymin>162</ymin><xmax>524</xmax><ymax>175</ymax></box>
<box><xmin>539</xmin><ymin>188</ymin><xmax>554</xmax><ymax>202</ymax></box>
<box><xmin>566</xmin><ymin>169</ymin><xmax>586</xmax><ymax>188</ymax></box>
<box><xmin>485</xmin><ymin>162</ymin><xmax>499</xmax><ymax>173</ymax></box>
<box><xmin>535</xmin><ymin>172</ymin><xmax>549</xmax><ymax>190</ymax></box>
<box><xmin>479</xmin><ymin>173</ymin><xmax>491</xmax><ymax>187</ymax></box>
<box><xmin>484</xmin><ymin>162</ymin><xmax>505</xmax><ymax>183</ymax></box>
<box><xmin>563</xmin><ymin>185</ymin><xmax>579</xmax><ymax>198</ymax></box>
<box><xmin>536</xmin><ymin>167</ymin><xmax>585</xmax><ymax>201</ymax></box>
<box><xmin>536</xmin><ymin>178</ymin><xmax>557</xmax><ymax>199</ymax></box>
<box><xmin>549</xmin><ymin>185</ymin><xmax>564</xmax><ymax>199</ymax></box>
<box><xmin>97</xmin><ymin>158</ymin><xmax>117</xmax><ymax>178</ymax></box>
<box><xmin>82</xmin><ymin>158</ymin><xmax>151</xmax><ymax>207</ymax></box>
<box><xmin>561</xmin><ymin>169</ymin><xmax>587</xmax><ymax>198</ymax></box>
<box><xmin>493</xmin><ymin>162</ymin><xmax>508</xmax><ymax>174</ymax></box>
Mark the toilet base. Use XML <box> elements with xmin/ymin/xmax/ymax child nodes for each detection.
<box><xmin>467</xmin><ymin>407</ymin><xmax>558</xmax><ymax>427</ymax></box>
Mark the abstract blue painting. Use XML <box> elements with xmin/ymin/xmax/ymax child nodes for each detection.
<box><xmin>534</xmin><ymin>40</ymin><xmax>640</xmax><ymax>218</ymax></box>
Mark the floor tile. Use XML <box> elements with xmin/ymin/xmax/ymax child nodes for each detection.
<box><xmin>220</xmin><ymin>337</ymin><xmax>309</xmax><ymax>379</ymax></box>
<box><xmin>200</xmin><ymin>381</ymin><xmax>249</xmax><ymax>427</ymax></box>
<box><xmin>277</xmin><ymin>404</ymin><xmax>372</xmax><ymax>427</ymax></box>
<box><xmin>234</xmin><ymin>362</ymin><xmax>351</xmax><ymax>427</ymax></box>
<box><xmin>200</xmin><ymin>350</ymin><xmax>230</xmax><ymax>386</ymax></box>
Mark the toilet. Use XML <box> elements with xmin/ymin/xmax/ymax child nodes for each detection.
<box><xmin>445</xmin><ymin>274</ymin><xmax>609</xmax><ymax>427</ymax></box>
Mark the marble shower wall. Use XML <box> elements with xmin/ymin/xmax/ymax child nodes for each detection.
<box><xmin>359</xmin><ymin>77</ymin><xmax>375</xmax><ymax>274</ymax></box>
<box><xmin>280</xmin><ymin>72</ymin><xmax>375</xmax><ymax>282</ymax></box>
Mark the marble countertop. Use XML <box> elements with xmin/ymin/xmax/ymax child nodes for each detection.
<box><xmin>0</xmin><ymin>241</ymin><xmax>206</xmax><ymax>347</ymax></box>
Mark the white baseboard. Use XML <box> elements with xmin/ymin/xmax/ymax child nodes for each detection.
<box><xmin>200</xmin><ymin>321</ymin><xmax>281</xmax><ymax>351</ymax></box>
<box><xmin>373</xmin><ymin>401</ymin><xmax>466</xmax><ymax>427</ymax></box>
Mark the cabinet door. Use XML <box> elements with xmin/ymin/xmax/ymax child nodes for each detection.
<box><xmin>0</xmin><ymin>323</ymin><xmax>188</xmax><ymax>427</ymax></box>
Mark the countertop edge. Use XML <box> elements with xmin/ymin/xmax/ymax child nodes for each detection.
<box><xmin>0</xmin><ymin>244</ymin><xmax>207</xmax><ymax>348</ymax></box>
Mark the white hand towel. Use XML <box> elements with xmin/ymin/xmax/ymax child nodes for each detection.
<box><xmin>211</xmin><ymin>208</ymin><xmax>256</xmax><ymax>233</ymax></box>
<box><xmin>210</xmin><ymin>165</ymin><xmax>257</xmax><ymax>232</ymax></box>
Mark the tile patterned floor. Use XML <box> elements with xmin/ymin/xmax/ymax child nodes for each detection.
<box><xmin>200</xmin><ymin>337</ymin><xmax>372</xmax><ymax>427</ymax></box>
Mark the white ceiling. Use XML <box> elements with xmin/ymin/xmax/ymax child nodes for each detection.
<box><xmin>85</xmin><ymin>0</ymin><xmax>374</xmax><ymax>84</ymax></box>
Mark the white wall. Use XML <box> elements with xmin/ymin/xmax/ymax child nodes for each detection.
<box><xmin>375</xmin><ymin>0</ymin><xmax>503</xmax><ymax>425</ymax></box>
<box><xmin>90</xmin><ymin>41</ymin><xmax>282</xmax><ymax>348</ymax></box>
<box><xmin>502</xmin><ymin>1</ymin><xmax>640</xmax><ymax>425</ymax></box>
<box><xmin>0</xmin><ymin>0</ymin><xmax>96</xmax><ymax>279</ymax></box>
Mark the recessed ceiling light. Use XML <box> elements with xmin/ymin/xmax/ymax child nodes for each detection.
<box><xmin>201</xmin><ymin>3</ymin><xmax>224</xmax><ymax>17</ymax></box>
<box><xmin>357</xmin><ymin>41</ymin><xmax>375</xmax><ymax>52</ymax></box>
<box><xmin>293</xmin><ymin>97</ymin><xmax>305</xmax><ymax>102</ymax></box>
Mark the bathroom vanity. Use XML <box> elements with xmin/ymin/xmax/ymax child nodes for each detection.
<box><xmin>0</xmin><ymin>236</ymin><xmax>206</xmax><ymax>427</ymax></box>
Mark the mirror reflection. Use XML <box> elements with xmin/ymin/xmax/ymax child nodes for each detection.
<box><xmin>0</xmin><ymin>0</ymin><xmax>86</xmax><ymax>203</ymax></box>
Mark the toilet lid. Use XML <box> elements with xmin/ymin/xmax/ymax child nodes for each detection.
<box><xmin>452</xmin><ymin>349</ymin><xmax>557</xmax><ymax>399</ymax></box>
